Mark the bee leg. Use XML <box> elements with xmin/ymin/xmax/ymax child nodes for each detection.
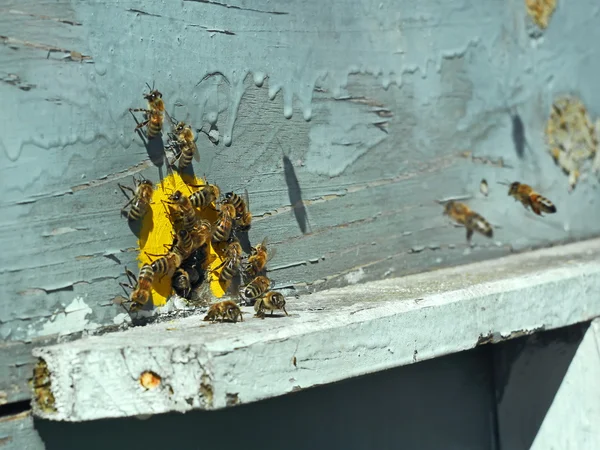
<box><xmin>282</xmin><ymin>305</ymin><xmax>289</xmax><ymax>316</ymax></box>
<box><xmin>466</xmin><ymin>228</ymin><xmax>474</xmax><ymax>243</ymax></box>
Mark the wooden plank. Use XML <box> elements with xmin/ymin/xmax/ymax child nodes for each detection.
<box><xmin>495</xmin><ymin>319</ymin><xmax>600</xmax><ymax>449</ymax></box>
<box><xmin>0</xmin><ymin>412</ymin><xmax>44</xmax><ymax>450</ymax></box>
<box><xmin>31</xmin><ymin>238</ymin><xmax>600</xmax><ymax>421</ymax></box>
<box><xmin>2</xmin><ymin>0</ymin><xmax>600</xmax><ymax>402</ymax></box>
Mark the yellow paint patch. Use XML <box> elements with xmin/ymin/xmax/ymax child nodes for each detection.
<box><xmin>137</xmin><ymin>171</ymin><xmax>226</xmax><ymax>306</ymax></box>
<box><xmin>525</xmin><ymin>0</ymin><xmax>556</xmax><ymax>29</ymax></box>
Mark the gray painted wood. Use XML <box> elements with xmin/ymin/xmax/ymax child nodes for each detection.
<box><xmin>2</xmin><ymin>0</ymin><xmax>600</xmax><ymax>403</ymax></box>
<box><xmin>0</xmin><ymin>412</ymin><xmax>44</xmax><ymax>450</ymax></box>
<box><xmin>31</xmin><ymin>239</ymin><xmax>600</xmax><ymax>421</ymax></box>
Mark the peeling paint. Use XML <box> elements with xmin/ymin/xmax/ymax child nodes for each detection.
<box><xmin>37</xmin><ymin>297</ymin><xmax>97</xmax><ymax>337</ymax></box>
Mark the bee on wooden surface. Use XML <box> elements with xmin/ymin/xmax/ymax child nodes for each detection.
<box><xmin>212</xmin><ymin>203</ymin><xmax>236</xmax><ymax>243</ymax></box>
<box><xmin>172</xmin><ymin>267</ymin><xmax>192</xmax><ymax>299</ymax></box>
<box><xmin>167</xmin><ymin>190</ymin><xmax>197</xmax><ymax>231</ymax></box>
<box><xmin>129</xmin><ymin>84</ymin><xmax>165</xmax><ymax>139</ymax></box>
<box><xmin>203</xmin><ymin>300</ymin><xmax>243</xmax><ymax>323</ymax></box>
<box><xmin>443</xmin><ymin>200</ymin><xmax>493</xmax><ymax>242</ymax></box>
<box><xmin>504</xmin><ymin>181</ymin><xmax>557</xmax><ymax>216</ymax></box>
<box><xmin>118</xmin><ymin>176</ymin><xmax>154</xmax><ymax>221</ymax></box>
<box><xmin>119</xmin><ymin>265</ymin><xmax>154</xmax><ymax>312</ymax></box>
<box><xmin>223</xmin><ymin>189</ymin><xmax>252</xmax><ymax>231</ymax></box>
<box><xmin>189</xmin><ymin>182</ymin><xmax>221</xmax><ymax>210</ymax></box>
<box><xmin>244</xmin><ymin>237</ymin><xmax>275</xmax><ymax>280</ymax></box>
<box><xmin>147</xmin><ymin>249</ymin><xmax>183</xmax><ymax>280</ymax></box>
<box><xmin>167</xmin><ymin>121</ymin><xmax>199</xmax><ymax>170</ymax></box>
<box><xmin>213</xmin><ymin>240</ymin><xmax>243</xmax><ymax>284</ymax></box>
<box><xmin>241</xmin><ymin>275</ymin><xmax>271</xmax><ymax>302</ymax></box>
<box><xmin>254</xmin><ymin>291</ymin><xmax>288</xmax><ymax>319</ymax></box>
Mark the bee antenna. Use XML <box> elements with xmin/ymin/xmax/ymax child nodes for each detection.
<box><xmin>496</xmin><ymin>180</ymin><xmax>512</xmax><ymax>186</ymax></box>
<box><xmin>145</xmin><ymin>82</ymin><xmax>152</xmax><ymax>92</ymax></box>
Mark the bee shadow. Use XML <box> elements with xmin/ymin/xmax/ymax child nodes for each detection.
<box><xmin>129</xmin><ymin>111</ymin><xmax>166</xmax><ymax>167</ymax></box>
<box><xmin>283</xmin><ymin>154</ymin><xmax>310</xmax><ymax>235</ymax></box>
<box><xmin>235</xmin><ymin>229</ymin><xmax>253</xmax><ymax>255</ymax></box>
<box><xmin>510</xmin><ymin>112</ymin><xmax>527</xmax><ymax>159</ymax></box>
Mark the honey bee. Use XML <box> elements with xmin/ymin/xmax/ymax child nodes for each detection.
<box><xmin>203</xmin><ymin>300</ymin><xmax>243</xmax><ymax>323</ymax></box>
<box><xmin>167</xmin><ymin>121</ymin><xmax>200</xmax><ymax>170</ymax></box>
<box><xmin>213</xmin><ymin>240</ymin><xmax>243</xmax><ymax>284</ymax></box>
<box><xmin>173</xmin><ymin>229</ymin><xmax>195</xmax><ymax>259</ymax></box>
<box><xmin>167</xmin><ymin>190</ymin><xmax>197</xmax><ymax>231</ymax></box>
<box><xmin>147</xmin><ymin>249</ymin><xmax>183</xmax><ymax>280</ymax></box>
<box><xmin>118</xmin><ymin>176</ymin><xmax>154</xmax><ymax>221</ymax></box>
<box><xmin>254</xmin><ymin>291</ymin><xmax>288</xmax><ymax>319</ymax></box>
<box><xmin>443</xmin><ymin>200</ymin><xmax>493</xmax><ymax>242</ymax></box>
<box><xmin>212</xmin><ymin>203</ymin><xmax>235</xmax><ymax>243</ymax></box>
<box><xmin>190</xmin><ymin>219</ymin><xmax>212</xmax><ymax>250</ymax></box>
<box><xmin>223</xmin><ymin>189</ymin><xmax>252</xmax><ymax>230</ymax></box>
<box><xmin>172</xmin><ymin>267</ymin><xmax>191</xmax><ymax>299</ymax></box>
<box><xmin>506</xmin><ymin>182</ymin><xmax>557</xmax><ymax>216</ymax></box>
<box><xmin>244</xmin><ymin>237</ymin><xmax>275</xmax><ymax>280</ymax></box>
<box><xmin>119</xmin><ymin>265</ymin><xmax>154</xmax><ymax>312</ymax></box>
<box><xmin>189</xmin><ymin>182</ymin><xmax>221</xmax><ymax>209</ymax></box>
<box><xmin>129</xmin><ymin>84</ymin><xmax>165</xmax><ymax>139</ymax></box>
<box><xmin>241</xmin><ymin>275</ymin><xmax>271</xmax><ymax>302</ymax></box>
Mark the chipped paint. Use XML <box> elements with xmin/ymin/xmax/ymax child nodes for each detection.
<box><xmin>37</xmin><ymin>297</ymin><xmax>97</xmax><ymax>338</ymax></box>
<box><xmin>344</xmin><ymin>268</ymin><xmax>366</xmax><ymax>285</ymax></box>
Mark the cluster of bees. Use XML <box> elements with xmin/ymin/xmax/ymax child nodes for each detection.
<box><xmin>443</xmin><ymin>181</ymin><xmax>557</xmax><ymax>242</ymax></box>
<box><xmin>546</xmin><ymin>95</ymin><xmax>600</xmax><ymax>191</ymax></box>
<box><xmin>116</xmin><ymin>84</ymin><xmax>289</xmax><ymax>323</ymax></box>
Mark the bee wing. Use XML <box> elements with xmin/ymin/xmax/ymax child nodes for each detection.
<box><xmin>266</xmin><ymin>246</ymin><xmax>277</xmax><ymax>264</ymax></box>
<box><xmin>192</xmin><ymin>140</ymin><xmax>200</xmax><ymax>161</ymax></box>
<box><xmin>243</xmin><ymin>188</ymin><xmax>250</xmax><ymax>210</ymax></box>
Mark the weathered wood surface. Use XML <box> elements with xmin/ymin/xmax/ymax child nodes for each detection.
<box><xmin>2</xmin><ymin>0</ymin><xmax>600</xmax><ymax>403</ymax></box>
<box><xmin>32</xmin><ymin>239</ymin><xmax>600</xmax><ymax>421</ymax></box>
<box><xmin>0</xmin><ymin>412</ymin><xmax>44</xmax><ymax>450</ymax></box>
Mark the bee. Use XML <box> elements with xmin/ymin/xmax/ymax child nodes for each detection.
<box><xmin>223</xmin><ymin>189</ymin><xmax>252</xmax><ymax>230</ymax></box>
<box><xmin>244</xmin><ymin>237</ymin><xmax>275</xmax><ymax>280</ymax></box>
<box><xmin>212</xmin><ymin>203</ymin><xmax>235</xmax><ymax>243</ymax></box>
<box><xmin>129</xmin><ymin>84</ymin><xmax>165</xmax><ymax>139</ymax></box>
<box><xmin>254</xmin><ymin>291</ymin><xmax>288</xmax><ymax>319</ymax></box>
<box><xmin>241</xmin><ymin>275</ymin><xmax>271</xmax><ymax>302</ymax></box>
<box><xmin>190</xmin><ymin>219</ymin><xmax>212</xmax><ymax>250</ymax></box>
<box><xmin>506</xmin><ymin>181</ymin><xmax>557</xmax><ymax>216</ymax></box>
<box><xmin>147</xmin><ymin>249</ymin><xmax>183</xmax><ymax>279</ymax></box>
<box><xmin>118</xmin><ymin>176</ymin><xmax>154</xmax><ymax>221</ymax></box>
<box><xmin>167</xmin><ymin>190</ymin><xmax>197</xmax><ymax>231</ymax></box>
<box><xmin>443</xmin><ymin>201</ymin><xmax>493</xmax><ymax>242</ymax></box>
<box><xmin>167</xmin><ymin>121</ymin><xmax>200</xmax><ymax>170</ymax></box>
<box><xmin>189</xmin><ymin>182</ymin><xmax>221</xmax><ymax>209</ymax></box>
<box><xmin>480</xmin><ymin>179</ymin><xmax>489</xmax><ymax>197</ymax></box>
<box><xmin>119</xmin><ymin>265</ymin><xmax>154</xmax><ymax>312</ymax></box>
<box><xmin>213</xmin><ymin>240</ymin><xmax>243</xmax><ymax>284</ymax></box>
<box><xmin>173</xmin><ymin>229</ymin><xmax>195</xmax><ymax>259</ymax></box>
<box><xmin>203</xmin><ymin>300</ymin><xmax>243</xmax><ymax>323</ymax></box>
<box><xmin>172</xmin><ymin>267</ymin><xmax>191</xmax><ymax>299</ymax></box>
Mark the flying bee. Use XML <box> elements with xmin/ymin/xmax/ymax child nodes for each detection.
<box><xmin>119</xmin><ymin>265</ymin><xmax>154</xmax><ymax>312</ymax></box>
<box><xmin>212</xmin><ymin>240</ymin><xmax>243</xmax><ymax>284</ymax></box>
<box><xmin>212</xmin><ymin>203</ymin><xmax>236</xmax><ymax>243</ymax></box>
<box><xmin>223</xmin><ymin>189</ymin><xmax>252</xmax><ymax>230</ymax></box>
<box><xmin>254</xmin><ymin>291</ymin><xmax>288</xmax><ymax>319</ymax></box>
<box><xmin>203</xmin><ymin>300</ymin><xmax>243</xmax><ymax>323</ymax></box>
<box><xmin>167</xmin><ymin>121</ymin><xmax>199</xmax><ymax>170</ymax></box>
<box><xmin>443</xmin><ymin>200</ymin><xmax>493</xmax><ymax>242</ymax></box>
<box><xmin>189</xmin><ymin>182</ymin><xmax>221</xmax><ymax>209</ymax></box>
<box><xmin>129</xmin><ymin>84</ymin><xmax>165</xmax><ymax>139</ymax></box>
<box><xmin>241</xmin><ymin>275</ymin><xmax>271</xmax><ymax>303</ymax></box>
<box><xmin>167</xmin><ymin>190</ymin><xmax>197</xmax><ymax>231</ymax></box>
<box><xmin>244</xmin><ymin>237</ymin><xmax>276</xmax><ymax>280</ymax></box>
<box><xmin>147</xmin><ymin>249</ymin><xmax>183</xmax><ymax>280</ymax></box>
<box><xmin>172</xmin><ymin>267</ymin><xmax>192</xmax><ymax>299</ymax></box>
<box><xmin>118</xmin><ymin>176</ymin><xmax>154</xmax><ymax>221</ymax></box>
<box><xmin>503</xmin><ymin>181</ymin><xmax>557</xmax><ymax>216</ymax></box>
